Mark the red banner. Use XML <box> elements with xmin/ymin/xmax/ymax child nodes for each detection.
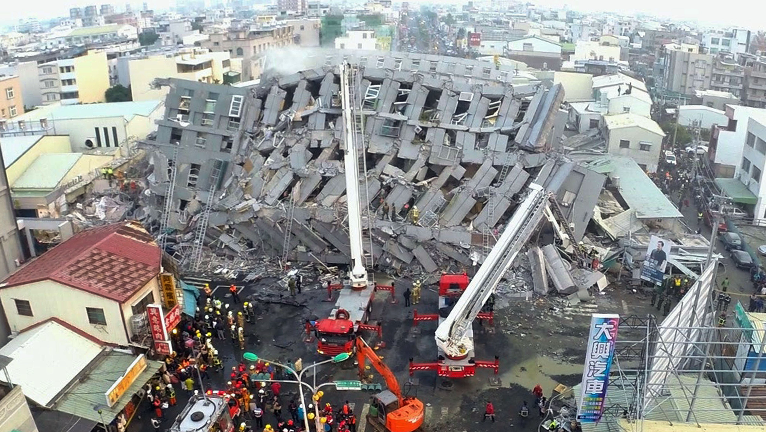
<box><xmin>164</xmin><ymin>304</ymin><xmax>181</xmax><ymax>330</ymax></box>
<box><xmin>154</xmin><ymin>340</ymin><xmax>172</xmax><ymax>356</ymax></box>
<box><xmin>147</xmin><ymin>304</ymin><xmax>167</xmax><ymax>341</ymax></box>
<box><xmin>469</xmin><ymin>32</ymin><xmax>481</xmax><ymax>46</ymax></box>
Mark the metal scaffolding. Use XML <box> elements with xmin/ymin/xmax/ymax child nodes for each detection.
<box><xmin>586</xmin><ymin>263</ymin><xmax>766</xmax><ymax>432</ymax></box>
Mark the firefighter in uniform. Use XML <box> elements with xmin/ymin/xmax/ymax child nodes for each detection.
<box><xmin>410</xmin><ymin>206</ymin><xmax>420</xmax><ymax>225</ymax></box>
<box><xmin>718</xmin><ymin>313</ymin><xmax>727</xmax><ymax>327</ymax></box>
<box><xmin>204</xmin><ymin>283</ymin><xmax>212</xmax><ymax>297</ymax></box>
<box><xmin>411</xmin><ymin>280</ymin><xmax>421</xmax><ymax>305</ymax></box>
<box><xmin>238</xmin><ymin>327</ymin><xmax>246</xmax><ymax>350</ymax></box>
<box><xmin>238</xmin><ymin>311</ymin><xmax>245</xmax><ymax>329</ymax></box>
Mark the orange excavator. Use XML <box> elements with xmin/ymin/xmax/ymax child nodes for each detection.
<box><xmin>356</xmin><ymin>337</ymin><xmax>425</xmax><ymax>432</ymax></box>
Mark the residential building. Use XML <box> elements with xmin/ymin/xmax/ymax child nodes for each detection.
<box><xmin>736</xmin><ymin>113</ymin><xmax>766</xmax><ymax>221</ymax></box>
<box><xmin>709</xmin><ymin>104</ymin><xmax>766</xmax><ymax>178</ymax></box>
<box><xmin>286</xmin><ymin>18</ymin><xmax>321</xmax><ymax>47</ymax></box>
<box><xmin>6</xmin><ymin>100</ymin><xmax>163</xmax><ymax>151</ymax></box>
<box><xmin>604</xmin><ymin>113</ymin><xmax>665</xmax><ymax>173</ymax></box>
<box><xmin>100</xmin><ymin>3</ymin><xmax>115</xmax><ymax>16</ymax></box>
<box><xmin>55</xmin><ymin>24</ymin><xmax>138</xmax><ymax>45</ymax></box>
<box><xmin>104</xmin><ymin>12</ymin><xmax>139</xmax><ymax>27</ymax></box>
<box><xmin>306</xmin><ymin>0</ymin><xmax>330</xmax><ymax>18</ymax></box>
<box><xmin>504</xmin><ymin>35</ymin><xmax>562</xmax><ymax>70</ymax></box>
<box><xmin>82</xmin><ymin>5</ymin><xmax>103</xmax><ymax>27</ymax></box>
<box><xmin>37</xmin><ymin>50</ymin><xmax>110</xmax><ymax>105</ymax></box>
<box><xmin>157</xmin><ymin>20</ymin><xmax>194</xmax><ymax>45</ymax></box>
<box><xmin>567</xmin><ymin>73</ymin><xmax>651</xmax><ymax>133</ymax></box>
<box><xmin>278</xmin><ymin>0</ymin><xmax>307</xmax><ymax>13</ymax></box>
<box><xmin>554</xmin><ymin>71</ymin><xmax>594</xmax><ymax>103</ymax></box>
<box><xmin>201</xmin><ymin>25</ymin><xmax>295</xmax><ymax>58</ymax></box>
<box><xmin>678</xmin><ymin>105</ymin><xmax>728</xmax><ymax>131</ymax></box>
<box><xmin>0</xmin><ymin>62</ymin><xmax>42</xmax><ymax>108</ymax></box>
<box><xmin>662</xmin><ymin>46</ymin><xmax>714</xmax><ymax>96</ymax></box>
<box><xmin>710</xmin><ymin>52</ymin><xmax>744</xmax><ymax>98</ymax></box>
<box><xmin>742</xmin><ymin>56</ymin><xmax>766</xmax><ymax>109</ymax></box>
<box><xmin>126</xmin><ymin>50</ymin><xmax>232</xmax><ymax>100</ymax></box>
<box><xmin>70</xmin><ymin>7</ymin><xmax>83</xmax><ymax>20</ymax></box>
<box><xmin>143</xmin><ymin>79</ymin><xmax>257</xmax><ymax>228</ymax></box>
<box><xmin>0</xmin><ymin>76</ymin><xmax>23</xmax><ymax>120</ymax></box>
<box><xmin>0</xmin><ymin>385</ymin><xmax>38</xmax><ymax>432</ymax></box>
<box><xmin>572</xmin><ymin>41</ymin><xmax>622</xmax><ymax>63</ymax></box>
<box><xmin>692</xmin><ymin>89</ymin><xmax>740</xmax><ymax>110</ymax></box>
<box><xmin>334</xmin><ymin>30</ymin><xmax>376</xmax><ymax>51</ymax></box>
<box><xmin>0</xmin><ymin>221</ymin><xmax>162</xmax><ymax>346</ymax></box>
<box><xmin>702</xmin><ymin>28</ymin><xmax>750</xmax><ymax>56</ymax></box>
<box><xmin>0</xmin><ymin>138</ymin><xmax>24</xmax><ymax>345</ymax></box>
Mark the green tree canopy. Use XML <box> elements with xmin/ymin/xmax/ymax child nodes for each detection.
<box><xmin>105</xmin><ymin>85</ymin><xmax>132</xmax><ymax>103</ymax></box>
<box><xmin>138</xmin><ymin>31</ymin><xmax>159</xmax><ymax>46</ymax></box>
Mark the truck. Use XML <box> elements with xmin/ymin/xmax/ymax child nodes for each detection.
<box><xmin>356</xmin><ymin>337</ymin><xmax>424</xmax><ymax>432</ymax></box>
<box><xmin>409</xmin><ymin>184</ymin><xmax>550</xmax><ymax>378</ymax></box>
<box><xmin>314</xmin><ymin>63</ymin><xmax>385</xmax><ymax>356</ymax></box>
<box><xmin>168</xmin><ymin>392</ymin><xmax>240</xmax><ymax>432</ymax></box>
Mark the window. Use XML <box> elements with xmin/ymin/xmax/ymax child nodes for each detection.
<box><xmin>6</xmin><ymin>88</ymin><xmax>14</xmax><ymax>99</ymax></box>
<box><xmin>363</xmin><ymin>33</ymin><xmax>368</xmax><ymax>39</ymax></box>
<box><xmin>204</xmin><ymin>99</ymin><xmax>217</xmax><ymax>113</ymax></box>
<box><xmin>753</xmin><ymin>165</ymin><xmax>762</xmax><ymax>183</ymax></box>
<box><xmin>229</xmin><ymin>95</ymin><xmax>244</xmax><ymax>117</ymax></box>
<box><xmin>300</xmin><ymin>25</ymin><xmax>305</xmax><ymax>30</ymax></box>
<box><xmin>589</xmin><ymin>119</ymin><xmax>599</xmax><ymax>128</ymax></box>
<box><xmin>9</xmin><ymin>106</ymin><xmax>17</xmax><ymax>117</ymax></box>
<box><xmin>639</xmin><ymin>141</ymin><xmax>652</xmax><ymax>152</ymax></box>
<box><xmin>131</xmin><ymin>292</ymin><xmax>154</xmax><ymax>315</ymax></box>
<box><xmin>42</xmin><ymin>66</ymin><xmax>53</xmax><ymax>74</ymax></box>
<box><xmin>623</xmin><ymin>106</ymin><xmax>630</xmax><ymax>113</ymax></box>
<box><xmin>187</xmin><ymin>163</ymin><xmax>201</xmax><ymax>187</ymax></box>
<box><xmin>213</xmin><ymin>41</ymin><xmax>220</xmax><ymax>46</ymax></box>
<box><xmin>14</xmin><ymin>299</ymin><xmax>32</xmax><ymax>316</ymax></box>
<box><xmin>522</xmin><ymin>42</ymin><xmax>533</xmax><ymax>51</ymax></box>
<box><xmin>221</xmin><ymin>137</ymin><xmax>233</xmax><ymax>152</ymax></box>
<box><xmin>196</xmin><ymin>132</ymin><xmax>207</xmax><ymax>147</ymax></box>
<box><xmin>43</xmin><ymin>80</ymin><xmax>56</xmax><ymax>88</ymax></box>
<box><xmin>95</xmin><ymin>127</ymin><xmax>102</xmax><ymax>147</ymax></box>
<box><xmin>742</xmin><ymin>157</ymin><xmax>751</xmax><ymax>172</ymax></box>
<box><xmin>201</xmin><ymin>113</ymin><xmax>214</xmax><ymax>126</ymax></box>
<box><xmin>340</xmin><ymin>43</ymin><xmax>345</xmax><ymax>49</ymax></box>
<box><xmin>722</xmin><ymin>39</ymin><xmax>731</xmax><ymax>46</ymax></box>
<box><xmin>747</xmin><ymin>132</ymin><xmax>756</xmax><ymax>147</ymax></box>
<box><xmin>236</xmin><ymin>47</ymin><xmax>243</xmax><ymax>56</ymax></box>
<box><xmin>711</xmin><ymin>37</ymin><xmax>720</xmax><ymax>45</ymax></box>
<box><xmin>86</xmin><ymin>307</ymin><xmax>107</xmax><ymax>325</ymax></box>
<box><xmin>183</xmin><ymin>89</ymin><xmax>195</xmax><ymax>98</ymax></box>
<box><xmin>358</xmin><ymin>43</ymin><xmax>362</xmax><ymax>49</ymax></box>
<box><xmin>619</xmin><ymin>139</ymin><xmax>630</xmax><ymax>149</ymax></box>
<box><xmin>757</xmin><ymin>137</ymin><xmax>766</xmax><ymax>154</ymax></box>
<box><xmin>170</xmin><ymin>127</ymin><xmax>182</xmax><ymax>144</ymax></box>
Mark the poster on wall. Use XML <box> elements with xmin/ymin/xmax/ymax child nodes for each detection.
<box><xmin>640</xmin><ymin>235</ymin><xmax>672</xmax><ymax>285</ymax></box>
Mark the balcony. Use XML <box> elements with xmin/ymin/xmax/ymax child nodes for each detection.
<box><xmin>751</xmin><ymin>68</ymin><xmax>766</xmax><ymax>79</ymax></box>
<box><xmin>749</xmin><ymin>80</ymin><xmax>766</xmax><ymax>90</ymax></box>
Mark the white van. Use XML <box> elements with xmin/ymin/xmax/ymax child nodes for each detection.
<box><xmin>664</xmin><ymin>151</ymin><xmax>677</xmax><ymax>165</ymax></box>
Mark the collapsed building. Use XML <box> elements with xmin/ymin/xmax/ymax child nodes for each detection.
<box><xmin>140</xmin><ymin>51</ymin><xmax>605</xmax><ymax>279</ymax></box>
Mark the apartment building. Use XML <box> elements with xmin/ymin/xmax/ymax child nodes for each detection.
<box><xmin>38</xmin><ymin>50</ymin><xmax>110</xmax><ymax>105</ymax></box>
<box><xmin>572</xmin><ymin>41</ymin><xmax>622</xmax><ymax>63</ymax></box>
<box><xmin>710</xmin><ymin>52</ymin><xmax>744</xmax><ymax>98</ymax></box>
<box><xmin>662</xmin><ymin>45</ymin><xmax>714</xmax><ymax>96</ymax></box>
<box><xmin>100</xmin><ymin>4</ymin><xmax>115</xmax><ymax>16</ymax></box>
<box><xmin>708</xmin><ymin>105</ymin><xmax>766</xmax><ymax>178</ymax></box>
<box><xmin>278</xmin><ymin>0</ymin><xmax>307</xmax><ymax>13</ymax></box>
<box><xmin>199</xmin><ymin>25</ymin><xmax>294</xmax><ymax>80</ymax></box>
<box><xmin>604</xmin><ymin>113</ymin><xmax>665</xmax><ymax>173</ymax></box>
<box><xmin>306</xmin><ymin>0</ymin><xmax>330</xmax><ymax>18</ymax></box>
<box><xmin>285</xmin><ymin>18</ymin><xmax>321</xmax><ymax>47</ymax></box>
<box><xmin>335</xmin><ymin>30</ymin><xmax>377</xmax><ymax>50</ymax></box>
<box><xmin>702</xmin><ymin>28</ymin><xmax>750</xmax><ymax>56</ymax></box>
<box><xmin>0</xmin><ymin>76</ymin><xmax>24</xmax><ymax>120</ymax></box>
<box><xmin>692</xmin><ymin>89</ymin><xmax>740</xmax><ymax>110</ymax></box>
<box><xmin>505</xmin><ymin>35</ymin><xmax>562</xmax><ymax>70</ymax></box>
<box><xmin>0</xmin><ymin>62</ymin><xmax>40</xmax><ymax>107</ymax></box>
<box><xmin>157</xmin><ymin>20</ymin><xmax>194</xmax><ymax>45</ymax></box>
<box><xmin>127</xmin><ymin>50</ymin><xmax>232</xmax><ymax>101</ymax></box>
<box><xmin>742</xmin><ymin>56</ymin><xmax>766</xmax><ymax>109</ymax></box>
<box><xmin>737</xmin><ymin>113</ymin><xmax>766</xmax><ymax>221</ymax></box>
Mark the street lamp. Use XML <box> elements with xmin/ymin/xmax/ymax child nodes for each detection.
<box><xmin>243</xmin><ymin>352</ymin><xmax>350</xmax><ymax>432</ymax></box>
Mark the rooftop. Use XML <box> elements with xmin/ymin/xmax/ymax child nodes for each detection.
<box><xmin>604</xmin><ymin>113</ymin><xmax>666</xmax><ymax>136</ymax></box>
<box><xmin>695</xmin><ymin>89</ymin><xmax>737</xmax><ymax>99</ymax></box>
<box><xmin>575</xmin><ymin>155</ymin><xmax>683</xmax><ymax>219</ymax></box>
<box><xmin>592</xmin><ymin>73</ymin><xmax>648</xmax><ymax>92</ymax></box>
<box><xmin>12</xmin><ymin>153</ymin><xmax>81</xmax><ymax>190</ymax></box>
<box><xmin>0</xmin><ymin>75</ymin><xmax>19</xmax><ymax>82</ymax></box>
<box><xmin>2</xmin><ymin>221</ymin><xmax>161</xmax><ymax>302</ymax></box>
<box><xmin>66</xmin><ymin>24</ymin><xmax>123</xmax><ymax>37</ymax></box>
<box><xmin>0</xmin><ymin>135</ymin><xmax>44</xmax><ymax>168</ymax></box>
<box><xmin>15</xmin><ymin>100</ymin><xmax>162</xmax><ymax>122</ymax></box>
<box><xmin>0</xmin><ymin>320</ymin><xmax>103</xmax><ymax>406</ymax></box>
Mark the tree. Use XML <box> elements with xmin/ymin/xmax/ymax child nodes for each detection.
<box><xmin>443</xmin><ymin>13</ymin><xmax>456</xmax><ymax>27</ymax></box>
<box><xmin>138</xmin><ymin>31</ymin><xmax>159</xmax><ymax>46</ymax></box>
<box><xmin>457</xmin><ymin>27</ymin><xmax>466</xmax><ymax>40</ymax></box>
<box><xmin>660</xmin><ymin>122</ymin><xmax>692</xmax><ymax>146</ymax></box>
<box><xmin>105</xmin><ymin>85</ymin><xmax>132</xmax><ymax>102</ymax></box>
<box><xmin>191</xmin><ymin>21</ymin><xmax>204</xmax><ymax>32</ymax></box>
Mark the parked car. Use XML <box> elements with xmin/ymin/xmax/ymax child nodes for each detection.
<box><xmin>720</xmin><ymin>232</ymin><xmax>743</xmax><ymax>250</ymax></box>
<box><xmin>731</xmin><ymin>249</ymin><xmax>755</xmax><ymax>270</ymax></box>
<box><xmin>685</xmin><ymin>145</ymin><xmax>709</xmax><ymax>155</ymax></box>
<box><xmin>759</xmin><ymin>245</ymin><xmax>766</xmax><ymax>256</ymax></box>
<box><xmin>711</xmin><ymin>206</ymin><xmax>749</xmax><ymax>219</ymax></box>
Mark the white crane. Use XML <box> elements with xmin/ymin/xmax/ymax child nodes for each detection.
<box><xmin>435</xmin><ymin>183</ymin><xmax>550</xmax><ymax>359</ymax></box>
<box><xmin>340</xmin><ymin>62</ymin><xmax>369</xmax><ymax>289</ymax></box>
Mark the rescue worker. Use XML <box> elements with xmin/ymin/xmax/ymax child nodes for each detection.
<box><xmin>411</xmin><ymin>280</ymin><xmax>421</xmax><ymax>305</ymax></box>
<box><xmin>721</xmin><ymin>277</ymin><xmax>730</xmax><ymax>292</ymax></box>
<box><xmin>264</xmin><ymin>424</ymin><xmax>273</xmax><ymax>432</ymax></box>
<box><xmin>214</xmin><ymin>298</ymin><xmax>223</xmax><ymax>311</ymax></box>
<box><xmin>697</xmin><ymin>211</ymin><xmax>703</xmax><ymax>225</ymax></box>
<box><xmin>410</xmin><ymin>205</ymin><xmax>420</xmax><ymax>224</ymax></box>
<box><xmin>246</xmin><ymin>302</ymin><xmax>255</xmax><ymax>319</ymax></box>
<box><xmin>296</xmin><ymin>274</ymin><xmax>303</xmax><ymax>294</ymax></box>
<box><xmin>718</xmin><ymin>312</ymin><xmax>727</xmax><ymax>327</ymax></box>
<box><xmin>483</xmin><ymin>400</ymin><xmax>495</xmax><ymax>422</ymax></box>
<box><xmin>230</xmin><ymin>284</ymin><xmax>241</xmax><ymax>303</ymax></box>
<box><xmin>381</xmin><ymin>201</ymin><xmax>389</xmax><ymax>220</ymax></box>
<box><xmin>288</xmin><ymin>277</ymin><xmax>297</xmax><ymax>296</ymax></box>
<box><xmin>228</xmin><ymin>311</ymin><xmax>235</xmax><ymax>327</ymax></box>
<box><xmin>238</xmin><ymin>327</ymin><xmax>246</xmax><ymax>350</ymax></box>
<box><xmin>254</xmin><ymin>405</ymin><xmax>265</xmax><ymax>428</ymax></box>
<box><xmin>153</xmin><ymin>396</ymin><xmax>163</xmax><ymax>418</ymax></box>
<box><xmin>101</xmin><ymin>167</ymin><xmax>108</xmax><ymax>179</ymax></box>
<box><xmin>243</xmin><ymin>302</ymin><xmax>252</xmax><ymax>322</ymax></box>
<box><xmin>403</xmin><ymin>286</ymin><xmax>411</xmax><ymax>307</ymax></box>
<box><xmin>650</xmin><ymin>289</ymin><xmax>658</xmax><ymax>307</ymax></box>
<box><xmin>167</xmin><ymin>383</ymin><xmax>176</xmax><ymax>406</ymax></box>
<box><xmin>519</xmin><ymin>401</ymin><xmax>529</xmax><ymax>426</ymax></box>
<box><xmin>663</xmin><ymin>297</ymin><xmax>672</xmax><ymax>316</ymax></box>
<box><xmin>151</xmin><ymin>418</ymin><xmax>161</xmax><ymax>430</ymax></box>
<box><xmin>238</xmin><ymin>311</ymin><xmax>245</xmax><ymax>329</ymax></box>
<box><xmin>231</xmin><ymin>325</ymin><xmax>238</xmax><ymax>343</ymax></box>
<box><xmin>204</xmin><ymin>283</ymin><xmax>212</xmax><ymax>297</ymax></box>
<box><xmin>348</xmin><ymin>413</ymin><xmax>357</xmax><ymax>432</ymax></box>
<box><xmin>184</xmin><ymin>376</ymin><xmax>195</xmax><ymax>394</ymax></box>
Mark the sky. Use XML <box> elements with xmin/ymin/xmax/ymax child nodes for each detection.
<box><xmin>3</xmin><ymin>0</ymin><xmax>765</xmax><ymax>32</ymax></box>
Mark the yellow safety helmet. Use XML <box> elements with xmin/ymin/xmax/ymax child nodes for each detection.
<box><xmin>308</xmin><ymin>412</ymin><xmax>315</xmax><ymax>420</ymax></box>
<box><xmin>244</xmin><ymin>302</ymin><xmax>249</xmax><ymax>306</ymax></box>
<box><xmin>238</xmin><ymin>312</ymin><xmax>243</xmax><ymax>315</ymax></box>
<box><xmin>266</xmin><ymin>425</ymin><xmax>272</xmax><ymax>430</ymax></box>
<box><xmin>320</xmin><ymin>417</ymin><xmax>327</xmax><ymax>424</ymax></box>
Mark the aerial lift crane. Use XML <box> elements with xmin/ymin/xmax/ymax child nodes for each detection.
<box><xmin>313</xmin><ymin>63</ymin><xmax>384</xmax><ymax>356</ymax></box>
<box><xmin>409</xmin><ymin>184</ymin><xmax>550</xmax><ymax>377</ymax></box>
<box><xmin>356</xmin><ymin>337</ymin><xmax>425</xmax><ymax>432</ymax></box>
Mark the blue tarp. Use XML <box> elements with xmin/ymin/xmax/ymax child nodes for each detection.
<box><xmin>181</xmin><ymin>280</ymin><xmax>200</xmax><ymax>316</ymax></box>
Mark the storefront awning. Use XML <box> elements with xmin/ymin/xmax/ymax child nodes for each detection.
<box><xmin>181</xmin><ymin>280</ymin><xmax>200</xmax><ymax>316</ymax></box>
<box><xmin>716</xmin><ymin>178</ymin><xmax>758</xmax><ymax>205</ymax></box>
<box><xmin>53</xmin><ymin>351</ymin><xmax>163</xmax><ymax>425</ymax></box>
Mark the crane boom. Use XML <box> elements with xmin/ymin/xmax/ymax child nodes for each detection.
<box><xmin>435</xmin><ymin>184</ymin><xmax>549</xmax><ymax>358</ymax></box>
<box><xmin>340</xmin><ymin>62</ymin><xmax>368</xmax><ymax>288</ymax></box>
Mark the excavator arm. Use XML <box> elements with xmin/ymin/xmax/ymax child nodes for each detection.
<box><xmin>356</xmin><ymin>337</ymin><xmax>402</xmax><ymax>402</ymax></box>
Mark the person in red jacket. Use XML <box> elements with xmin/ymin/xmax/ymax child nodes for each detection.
<box><xmin>271</xmin><ymin>381</ymin><xmax>281</xmax><ymax>397</ymax></box>
<box><xmin>533</xmin><ymin>384</ymin><xmax>543</xmax><ymax>399</ymax></box>
<box><xmin>153</xmin><ymin>397</ymin><xmax>163</xmax><ymax>418</ymax></box>
<box><xmin>483</xmin><ymin>401</ymin><xmax>495</xmax><ymax>422</ymax></box>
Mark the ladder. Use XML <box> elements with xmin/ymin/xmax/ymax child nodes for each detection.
<box><xmin>158</xmin><ymin>146</ymin><xmax>179</xmax><ymax>253</ymax></box>
<box><xmin>281</xmin><ymin>188</ymin><xmax>296</xmax><ymax>268</ymax></box>
<box><xmin>482</xmin><ymin>188</ymin><xmax>495</xmax><ymax>259</ymax></box>
<box><xmin>191</xmin><ymin>159</ymin><xmax>224</xmax><ymax>272</ymax></box>
<box><xmin>497</xmin><ymin>152</ymin><xmax>513</xmax><ymax>184</ymax></box>
<box><xmin>348</xmin><ymin>65</ymin><xmax>374</xmax><ymax>270</ymax></box>
<box><xmin>548</xmin><ymin>196</ymin><xmax>586</xmax><ymax>263</ymax></box>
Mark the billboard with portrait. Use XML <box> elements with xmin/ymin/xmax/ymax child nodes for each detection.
<box><xmin>640</xmin><ymin>235</ymin><xmax>672</xmax><ymax>284</ymax></box>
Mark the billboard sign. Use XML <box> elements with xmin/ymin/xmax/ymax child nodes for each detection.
<box><xmin>154</xmin><ymin>340</ymin><xmax>173</xmax><ymax>356</ymax></box>
<box><xmin>578</xmin><ymin>314</ymin><xmax>620</xmax><ymax>423</ymax></box>
<box><xmin>159</xmin><ymin>273</ymin><xmax>177</xmax><ymax>308</ymax></box>
<box><xmin>105</xmin><ymin>354</ymin><xmax>147</xmax><ymax>407</ymax></box>
<box><xmin>640</xmin><ymin>235</ymin><xmax>671</xmax><ymax>285</ymax></box>
<box><xmin>469</xmin><ymin>32</ymin><xmax>481</xmax><ymax>46</ymax></box>
<box><xmin>164</xmin><ymin>304</ymin><xmax>181</xmax><ymax>330</ymax></box>
<box><xmin>147</xmin><ymin>304</ymin><xmax>168</xmax><ymax>341</ymax></box>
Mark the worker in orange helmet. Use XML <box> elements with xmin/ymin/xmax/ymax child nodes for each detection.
<box><xmin>230</xmin><ymin>284</ymin><xmax>240</xmax><ymax>304</ymax></box>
